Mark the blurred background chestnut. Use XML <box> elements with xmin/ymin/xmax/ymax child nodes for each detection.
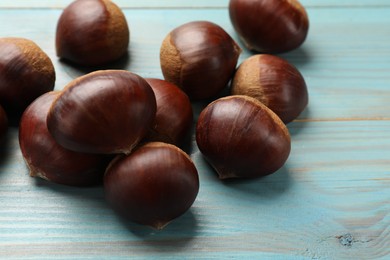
<box><xmin>47</xmin><ymin>70</ymin><xmax>156</xmax><ymax>155</ymax></box>
<box><xmin>104</xmin><ymin>142</ymin><xmax>199</xmax><ymax>230</ymax></box>
<box><xmin>231</xmin><ymin>54</ymin><xmax>308</xmax><ymax>123</ymax></box>
<box><xmin>196</xmin><ymin>95</ymin><xmax>291</xmax><ymax>179</ymax></box>
<box><xmin>160</xmin><ymin>21</ymin><xmax>241</xmax><ymax>100</ymax></box>
<box><xmin>19</xmin><ymin>91</ymin><xmax>110</xmax><ymax>186</ymax></box>
<box><xmin>0</xmin><ymin>37</ymin><xmax>55</xmax><ymax>118</ymax></box>
<box><xmin>144</xmin><ymin>78</ymin><xmax>193</xmax><ymax>148</ymax></box>
<box><xmin>229</xmin><ymin>0</ymin><xmax>309</xmax><ymax>53</ymax></box>
<box><xmin>56</xmin><ymin>0</ymin><xmax>129</xmax><ymax>66</ymax></box>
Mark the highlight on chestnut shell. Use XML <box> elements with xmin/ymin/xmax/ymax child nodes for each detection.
<box><xmin>104</xmin><ymin>142</ymin><xmax>199</xmax><ymax>230</ymax></box>
<box><xmin>229</xmin><ymin>0</ymin><xmax>309</xmax><ymax>53</ymax></box>
<box><xmin>231</xmin><ymin>54</ymin><xmax>308</xmax><ymax>123</ymax></box>
<box><xmin>56</xmin><ymin>0</ymin><xmax>129</xmax><ymax>66</ymax></box>
<box><xmin>160</xmin><ymin>20</ymin><xmax>241</xmax><ymax>100</ymax></box>
<box><xmin>196</xmin><ymin>95</ymin><xmax>291</xmax><ymax>179</ymax></box>
<box><xmin>0</xmin><ymin>105</ymin><xmax>7</xmax><ymax>142</ymax></box>
<box><xmin>47</xmin><ymin>70</ymin><xmax>156</xmax><ymax>155</ymax></box>
<box><xmin>144</xmin><ymin>78</ymin><xmax>193</xmax><ymax>147</ymax></box>
<box><xmin>0</xmin><ymin>37</ymin><xmax>55</xmax><ymax>115</ymax></box>
<box><xmin>19</xmin><ymin>91</ymin><xmax>110</xmax><ymax>186</ymax></box>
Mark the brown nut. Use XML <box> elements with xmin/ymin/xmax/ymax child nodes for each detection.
<box><xmin>47</xmin><ymin>70</ymin><xmax>156</xmax><ymax>155</ymax></box>
<box><xmin>160</xmin><ymin>21</ymin><xmax>241</xmax><ymax>100</ymax></box>
<box><xmin>196</xmin><ymin>95</ymin><xmax>291</xmax><ymax>179</ymax></box>
<box><xmin>231</xmin><ymin>54</ymin><xmax>308</xmax><ymax>123</ymax></box>
<box><xmin>56</xmin><ymin>0</ymin><xmax>129</xmax><ymax>66</ymax></box>
<box><xmin>104</xmin><ymin>142</ymin><xmax>199</xmax><ymax>229</ymax></box>
<box><xmin>19</xmin><ymin>91</ymin><xmax>110</xmax><ymax>186</ymax></box>
<box><xmin>229</xmin><ymin>0</ymin><xmax>309</xmax><ymax>53</ymax></box>
<box><xmin>0</xmin><ymin>37</ymin><xmax>55</xmax><ymax>115</ymax></box>
<box><xmin>144</xmin><ymin>78</ymin><xmax>193</xmax><ymax>147</ymax></box>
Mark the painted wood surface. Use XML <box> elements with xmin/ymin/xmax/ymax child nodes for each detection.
<box><xmin>0</xmin><ymin>1</ymin><xmax>389</xmax><ymax>259</ymax></box>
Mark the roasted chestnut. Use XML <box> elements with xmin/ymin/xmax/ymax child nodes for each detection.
<box><xmin>47</xmin><ymin>70</ymin><xmax>156</xmax><ymax>155</ymax></box>
<box><xmin>56</xmin><ymin>0</ymin><xmax>129</xmax><ymax>66</ymax></box>
<box><xmin>144</xmin><ymin>78</ymin><xmax>193</xmax><ymax>147</ymax></box>
<box><xmin>0</xmin><ymin>105</ymin><xmax>7</xmax><ymax>142</ymax></box>
<box><xmin>229</xmin><ymin>0</ymin><xmax>309</xmax><ymax>53</ymax></box>
<box><xmin>231</xmin><ymin>54</ymin><xmax>308</xmax><ymax>123</ymax></box>
<box><xmin>19</xmin><ymin>91</ymin><xmax>109</xmax><ymax>186</ymax></box>
<box><xmin>196</xmin><ymin>95</ymin><xmax>291</xmax><ymax>179</ymax></box>
<box><xmin>160</xmin><ymin>21</ymin><xmax>241</xmax><ymax>100</ymax></box>
<box><xmin>104</xmin><ymin>142</ymin><xmax>199</xmax><ymax>229</ymax></box>
<box><xmin>0</xmin><ymin>37</ymin><xmax>55</xmax><ymax>115</ymax></box>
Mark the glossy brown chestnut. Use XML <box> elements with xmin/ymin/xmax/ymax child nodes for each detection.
<box><xmin>0</xmin><ymin>37</ymin><xmax>55</xmax><ymax>115</ymax></box>
<box><xmin>229</xmin><ymin>0</ymin><xmax>309</xmax><ymax>53</ymax></box>
<box><xmin>104</xmin><ymin>142</ymin><xmax>199</xmax><ymax>229</ymax></box>
<box><xmin>0</xmin><ymin>105</ymin><xmax>7</xmax><ymax>142</ymax></box>
<box><xmin>144</xmin><ymin>78</ymin><xmax>193</xmax><ymax>147</ymax></box>
<box><xmin>196</xmin><ymin>95</ymin><xmax>291</xmax><ymax>179</ymax></box>
<box><xmin>160</xmin><ymin>21</ymin><xmax>241</xmax><ymax>100</ymax></box>
<box><xmin>47</xmin><ymin>70</ymin><xmax>156</xmax><ymax>155</ymax></box>
<box><xmin>231</xmin><ymin>54</ymin><xmax>308</xmax><ymax>123</ymax></box>
<box><xmin>19</xmin><ymin>91</ymin><xmax>109</xmax><ymax>186</ymax></box>
<box><xmin>56</xmin><ymin>0</ymin><xmax>129</xmax><ymax>66</ymax></box>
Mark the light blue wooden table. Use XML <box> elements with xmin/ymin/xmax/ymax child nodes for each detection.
<box><xmin>0</xmin><ymin>1</ymin><xmax>389</xmax><ymax>259</ymax></box>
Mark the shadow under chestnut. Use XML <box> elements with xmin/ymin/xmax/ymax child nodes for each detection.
<box><xmin>198</xmin><ymin>154</ymin><xmax>293</xmax><ymax>198</ymax></box>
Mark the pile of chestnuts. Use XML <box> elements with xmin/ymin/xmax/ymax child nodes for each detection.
<box><xmin>1</xmin><ymin>0</ymin><xmax>310</xmax><ymax>230</ymax></box>
<box><xmin>19</xmin><ymin>69</ymin><xmax>199</xmax><ymax>229</ymax></box>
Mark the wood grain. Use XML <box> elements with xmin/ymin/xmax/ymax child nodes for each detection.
<box><xmin>0</xmin><ymin>1</ymin><xmax>389</xmax><ymax>259</ymax></box>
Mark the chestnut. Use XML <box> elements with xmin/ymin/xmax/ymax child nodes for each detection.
<box><xmin>56</xmin><ymin>0</ymin><xmax>129</xmax><ymax>66</ymax></box>
<box><xmin>231</xmin><ymin>54</ymin><xmax>308</xmax><ymax>123</ymax></box>
<box><xmin>0</xmin><ymin>105</ymin><xmax>7</xmax><ymax>142</ymax></box>
<box><xmin>0</xmin><ymin>37</ymin><xmax>55</xmax><ymax>115</ymax></box>
<box><xmin>160</xmin><ymin>21</ymin><xmax>241</xmax><ymax>100</ymax></box>
<box><xmin>19</xmin><ymin>91</ymin><xmax>109</xmax><ymax>186</ymax></box>
<box><xmin>104</xmin><ymin>142</ymin><xmax>199</xmax><ymax>229</ymax></box>
<box><xmin>47</xmin><ymin>70</ymin><xmax>156</xmax><ymax>155</ymax></box>
<box><xmin>144</xmin><ymin>78</ymin><xmax>193</xmax><ymax>147</ymax></box>
<box><xmin>196</xmin><ymin>95</ymin><xmax>291</xmax><ymax>179</ymax></box>
<box><xmin>229</xmin><ymin>0</ymin><xmax>309</xmax><ymax>53</ymax></box>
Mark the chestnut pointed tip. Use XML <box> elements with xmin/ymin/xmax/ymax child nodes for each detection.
<box><xmin>28</xmin><ymin>167</ymin><xmax>48</xmax><ymax>181</ymax></box>
<box><xmin>211</xmin><ymin>163</ymin><xmax>240</xmax><ymax>180</ymax></box>
<box><xmin>150</xmin><ymin>221</ymin><xmax>171</xmax><ymax>230</ymax></box>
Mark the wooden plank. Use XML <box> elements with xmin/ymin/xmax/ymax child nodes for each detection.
<box><xmin>0</xmin><ymin>120</ymin><xmax>389</xmax><ymax>259</ymax></box>
<box><xmin>1</xmin><ymin>0</ymin><xmax>390</xmax><ymax>9</ymax></box>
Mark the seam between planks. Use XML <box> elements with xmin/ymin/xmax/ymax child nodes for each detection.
<box><xmin>1</xmin><ymin>5</ymin><xmax>390</xmax><ymax>10</ymax></box>
<box><xmin>294</xmin><ymin>117</ymin><xmax>390</xmax><ymax>123</ymax></box>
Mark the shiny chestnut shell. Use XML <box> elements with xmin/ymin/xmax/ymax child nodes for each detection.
<box><xmin>0</xmin><ymin>37</ymin><xmax>55</xmax><ymax>115</ymax></box>
<box><xmin>231</xmin><ymin>54</ymin><xmax>308</xmax><ymax>123</ymax></box>
<box><xmin>19</xmin><ymin>91</ymin><xmax>109</xmax><ymax>186</ymax></box>
<box><xmin>160</xmin><ymin>21</ymin><xmax>241</xmax><ymax>100</ymax></box>
<box><xmin>196</xmin><ymin>95</ymin><xmax>291</xmax><ymax>179</ymax></box>
<box><xmin>104</xmin><ymin>142</ymin><xmax>199</xmax><ymax>229</ymax></box>
<box><xmin>56</xmin><ymin>0</ymin><xmax>129</xmax><ymax>66</ymax></box>
<box><xmin>47</xmin><ymin>70</ymin><xmax>156</xmax><ymax>155</ymax></box>
<box><xmin>229</xmin><ymin>0</ymin><xmax>309</xmax><ymax>53</ymax></box>
<box><xmin>144</xmin><ymin>78</ymin><xmax>193</xmax><ymax>147</ymax></box>
<box><xmin>0</xmin><ymin>105</ymin><xmax>7</xmax><ymax>142</ymax></box>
